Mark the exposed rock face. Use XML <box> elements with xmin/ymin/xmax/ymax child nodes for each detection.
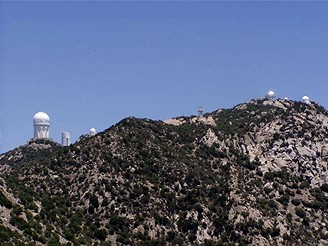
<box><xmin>0</xmin><ymin>99</ymin><xmax>328</xmax><ymax>245</ymax></box>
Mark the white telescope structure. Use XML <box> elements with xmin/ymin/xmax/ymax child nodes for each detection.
<box><xmin>33</xmin><ymin>112</ymin><xmax>50</xmax><ymax>139</ymax></box>
<box><xmin>62</xmin><ymin>132</ymin><xmax>71</xmax><ymax>146</ymax></box>
<box><xmin>90</xmin><ymin>128</ymin><xmax>97</xmax><ymax>136</ymax></box>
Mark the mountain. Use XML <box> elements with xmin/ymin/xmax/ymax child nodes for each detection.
<box><xmin>0</xmin><ymin>99</ymin><xmax>328</xmax><ymax>245</ymax></box>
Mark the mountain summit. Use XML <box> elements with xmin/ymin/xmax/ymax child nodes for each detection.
<box><xmin>0</xmin><ymin>99</ymin><xmax>328</xmax><ymax>245</ymax></box>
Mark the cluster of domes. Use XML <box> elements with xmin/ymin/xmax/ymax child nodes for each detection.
<box><xmin>32</xmin><ymin>112</ymin><xmax>97</xmax><ymax>145</ymax></box>
<box><xmin>264</xmin><ymin>91</ymin><xmax>311</xmax><ymax>104</ymax></box>
<box><xmin>32</xmin><ymin>91</ymin><xmax>313</xmax><ymax>145</ymax></box>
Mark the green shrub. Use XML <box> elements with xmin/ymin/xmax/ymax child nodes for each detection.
<box><xmin>291</xmin><ymin>199</ymin><xmax>301</xmax><ymax>206</ymax></box>
<box><xmin>95</xmin><ymin>228</ymin><xmax>107</xmax><ymax>241</ymax></box>
<box><xmin>321</xmin><ymin>183</ymin><xmax>328</xmax><ymax>192</ymax></box>
<box><xmin>295</xmin><ymin>208</ymin><xmax>306</xmax><ymax>218</ymax></box>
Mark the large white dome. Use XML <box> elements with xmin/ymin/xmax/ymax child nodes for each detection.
<box><xmin>33</xmin><ymin>112</ymin><xmax>50</xmax><ymax>125</ymax></box>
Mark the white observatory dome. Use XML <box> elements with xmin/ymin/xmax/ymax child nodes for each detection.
<box><xmin>268</xmin><ymin>91</ymin><xmax>275</xmax><ymax>96</ymax></box>
<box><xmin>33</xmin><ymin>112</ymin><xmax>50</xmax><ymax>125</ymax></box>
<box><xmin>302</xmin><ymin>96</ymin><xmax>310</xmax><ymax>104</ymax></box>
<box><xmin>265</xmin><ymin>90</ymin><xmax>276</xmax><ymax>101</ymax></box>
<box><xmin>90</xmin><ymin>128</ymin><xmax>97</xmax><ymax>136</ymax></box>
<box><xmin>33</xmin><ymin>112</ymin><xmax>50</xmax><ymax>139</ymax></box>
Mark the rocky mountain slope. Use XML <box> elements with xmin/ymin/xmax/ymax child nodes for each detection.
<box><xmin>0</xmin><ymin>99</ymin><xmax>327</xmax><ymax>245</ymax></box>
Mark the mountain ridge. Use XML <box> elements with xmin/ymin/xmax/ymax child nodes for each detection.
<box><xmin>0</xmin><ymin>99</ymin><xmax>328</xmax><ymax>245</ymax></box>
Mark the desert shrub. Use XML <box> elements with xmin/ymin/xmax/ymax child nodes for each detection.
<box><xmin>177</xmin><ymin>217</ymin><xmax>198</xmax><ymax>233</ymax></box>
<box><xmin>89</xmin><ymin>195</ymin><xmax>99</xmax><ymax>208</ymax></box>
<box><xmin>320</xmin><ymin>183</ymin><xmax>328</xmax><ymax>192</ymax></box>
<box><xmin>295</xmin><ymin>208</ymin><xmax>306</xmax><ymax>218</ymax></box>
<box><xmin>291</xmin><ymin>199</ymin><xmax>301</xmax><ymax>206</ymax></box>
<box><xmin>95</xmin><ymin>228</ymin><xmax>107</xmax><ymax>241</ymax></box>
<box><xmin>277</xmin><ymin>193</ymin><xmax>290</xmax><ymax>206</ymax></box>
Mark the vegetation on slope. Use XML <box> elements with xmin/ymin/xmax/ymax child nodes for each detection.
<box><xmin>0</xmin><ymin>99</ymin><xmax>327</xmax><ymax>245</ymax></box>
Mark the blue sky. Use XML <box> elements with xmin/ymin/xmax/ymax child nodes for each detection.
<box><xmin>1</xmin><ymin>1</ymin><xmax>328</xmax><ymax>153</ymax></box>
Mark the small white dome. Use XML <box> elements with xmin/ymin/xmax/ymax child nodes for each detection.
<box><xmin>33</xmin><ymin>112</ymin><xmax>50</xmax><ymax>125</ymax></box>
<box><xmin>268</xmin><ymin>91</ymin><xmax>275</xmax><ymax>96</ymax></box>
<box><xmin>90</xmin><ymin>128</ymin><xmax>97</xmax><ymax>136</ymax></box>
<box><xmin>302</xmin><ymin>96</ymin><xmax>310</xmax><ymax>104</ymax></box>
<box><xmin>265</xmin><ymin>90</ymin><xmax>276</xmax><ymax>100</ymax></box>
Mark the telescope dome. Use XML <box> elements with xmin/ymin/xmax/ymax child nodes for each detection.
<box><xmin>302</xmin><ymin>96</ymin><xmax>310</xmax><ymax>104</ymax></box>
<box><xmin>33</xmin><ymin>112</ymin><xmax>50</xmax><ymax>125</ymax></box>
<box><xmin>90</xmin><ymin>128</ymin><xmax>97</xmax><ymax>136</ymax></box>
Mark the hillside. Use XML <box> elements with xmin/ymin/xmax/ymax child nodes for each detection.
<box><xmin>0</xmin><ymin>99</ymin><xmax>328</xmax><ymax>245</ymax></box>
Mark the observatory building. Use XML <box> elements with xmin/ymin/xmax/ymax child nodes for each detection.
<box><xmin>33</xmin><ymin>112</ymin><xmax>50</xmax><ymax>139</ymax></box>
<box><xmin>62</xmin><ymin>132</ymin><xmax>71</xmax><ymax>146</ymax></box>
<box><xmin>302</xmin><ymin>96</ymin><xmax>310</xmax><ymax>104</ymax></box>
<box><xmin>265</xmin><ymin>91</ymin><xmax>276</xmax><ymax>101</ymax></box>
<box><xmin>90</xmin><ymin>128</ymin><xmax>97</xmax><ymax>136</ymax></box>
<box><xmin>198</xmin><ymin>107</ymin><xmax>204</xmax><ymax>117</ymax></box>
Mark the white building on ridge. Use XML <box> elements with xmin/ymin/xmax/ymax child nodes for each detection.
<box><xmin>302</xmin><ymin>96</ymin><xmax>310</xmax><ymax>104</ymax></box>
<box><xmin>33</xmin><ymin>112</ymin><xmax>50</xmax><ymax>139</ymax></box>
<box><xmin>265</xmin><ymin>90</ymin><xmax>276</xmax><ymax>101</ymax></box>
<box><xmin>62</xmin><ymin>132</ymin><xmax>71</xmax><ymax>146</ymax></box>
<box><xmin>90</xmin><ymin>128</ymin><xmax>97</xmax><ymax>136</ymax></box>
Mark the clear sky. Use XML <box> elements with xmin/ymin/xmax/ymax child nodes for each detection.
<box><xmin>1</xmin><ymin>1</ymin><xmax>328</xmax><ymax>153</ymax></box>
